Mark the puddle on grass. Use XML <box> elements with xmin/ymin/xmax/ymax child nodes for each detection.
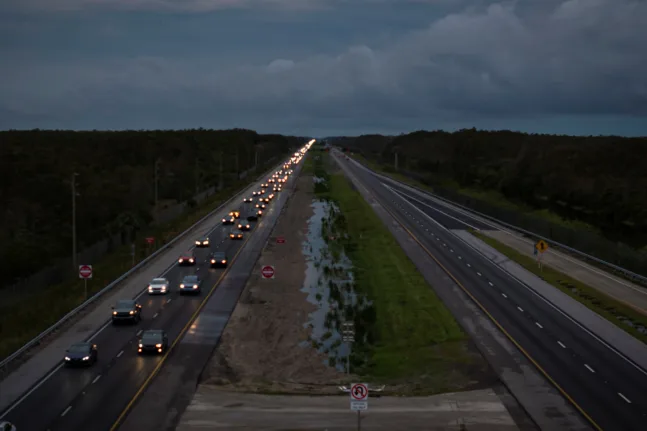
<box><xmin>300</xmin><ymin>196</ymin><xmax>373</xmax><ymax>372</ymax></box>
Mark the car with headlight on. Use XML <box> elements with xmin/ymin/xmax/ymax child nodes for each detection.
<box><xmin>255</xmin><ymin>202</ymin><xmax>266</xmax><ymax>210</ymax></box>
<box><xmin>222</xmin><ymin>215</ymin><xmax>235</xmax><ymax>225</ymax></box>
<box><xmin>268</xmin><ymin>178</ymin><xmax>275</xmax><ymax>183</ymax></box>
<box><xmin>178</xmin><ymin>250</ymin><xmax>196</xmax><ymax>266</ymax></box>
<box><xmin>111</xmin><ymin>299</ymin><xmax>142</xmax><ymax>324</ymax></box>
<box><xmin>229</xmin><ymin>209</ymin><xmax>241</xmax><ymax>218</ymax></box>
<box><xmin>243</xmin><ymin>196</ymin><xmax>254</xmax><ymax>203</ymax></box>
<box><xmin>148</xmin><ymin>277</ymin><xmax>169</xmax><ymax>295</ymax></box>
<box><xmin>195</xmin><ymin>236</ymin><xmax>210</xmax><ymax>248</ymax></box>
<box><xmin>229</xmin><ymin>229</ymin><xmax>244</xmax><ymax>240</ymax></box>
<box><xmin>261</xmin><ymin>183</ymin><xmax>269</xmax><ymax>188</ymax></box>
<box><xmin>256</xmin><ymin>209</ymin><xmax>264</xmax><ymax>218</ymax></box>
<box><xmin>209</xmin><ymin>251</ymin><xmax>228</xmax><ymax>268</ymax></box>
<box><xmin>138</xmin><ymin>329</ymin><xmax>168</xmax><ymax>354</ymax></box>
<box><xmin>179</xmin><ymin>274</ymin><xmax>202</xmax><ymax>294</ymax></box>
<box><xmin>64</xmin><ymin>342</ymin><xmax>98</xmax><ymax>367</ymax></box>
<box><xmin>260</xmin><ymin>196</ymin><xmax>270</xmax><ymax>203</ymax></box>
<box><xmin>252</xmin><ymin>190</ymin><xmax>260</xmax><ymax>196</ymax></box>
<box><xmin>238</xmin><ymin>221</ymin><xmax>251</xmax><ymax>230</ymax></box>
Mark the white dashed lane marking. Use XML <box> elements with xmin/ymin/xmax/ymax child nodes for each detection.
<box><xmin>535</xmin><ymin>322</ymin><xmax>543</xmax><ymax>329</ymax></box>
<box><xmin>618</xmin><ymin>393</ymin><xmax>632</xmax><ymax>403</ymax></box>
<box><xmin>558</xmin><ymin>341</ymin><xmax>567</xmax><ymax>348</ymax></box>
<box><xmin>585</xmin><ymin>364</ymin><xmax>595</xmax><ymax>373</ymax></box>
<box><xmin>92</xmin><ymin>375</ymin><xmax>101</xmax><ymax>384</ymax></box>
<box><xmin>61</xmin><ymin>406</ymin><xmax>72</xmax><ymax>417</ymax></box>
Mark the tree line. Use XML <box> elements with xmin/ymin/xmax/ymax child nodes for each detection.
<box><xmin>0</xmin><ymin>129</ymin><xmax>306</xmax><ymax>289</ymax></box>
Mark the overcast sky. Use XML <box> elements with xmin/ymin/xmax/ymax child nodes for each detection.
<box><xmin>1</xmin><ymin>0</ymin><xmax>646</xmax><ymax>136</ymax></box>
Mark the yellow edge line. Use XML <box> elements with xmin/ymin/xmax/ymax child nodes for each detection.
<box><xmin>109</xmin><ymin>229</ymin><xmax>255</xmax><ymax>431</ymax></box>
<box><xmin>349</xmin><ymin>167</ymin><xmax>604</xmax><ymax>431</ymax></box>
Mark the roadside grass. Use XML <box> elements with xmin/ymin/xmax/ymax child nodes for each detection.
<box><xmin>315</xmin><ymin>154</ymin><xmax>486</xmax><ymax>393</ymax></box>
<box><xmin>471</xmin><ymin>230</ymin><xmax>647</xmax><ymax>345</ymax></box>
<box><xmin>0</xmin><ymin>164</ymin><xmax>279</xmax><ymax>362</ymax></box>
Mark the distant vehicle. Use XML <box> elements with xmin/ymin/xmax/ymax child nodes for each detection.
<box><xmin>222</xmin><ymin>215</ymin><xmax>236</xmax><ymax>225</ymax></box>
<box><xmin>252</xmin><ymin>190</ymin><xmax>260</xmax><ymax>196</ymax></box>
<box><xmin>229</xmin><ymin>229</ymin><xmax>244</xmax><ymax>240</ymax></box>
<box><xmin>260</xmin><ymin>197</ymin><xmax>270</xmax><ymax>203</ymax></box>
<box><xmin>261</xmin><ymin>183</ymin><xmax>269</xmax><ymax>188</ymax></box>
<box><xmin>246</xmin><ymin>210</ymin><xmax>259</xmax><ymax>221</ymax></box>
<box><xmin>209</xmin><ymin>251</ymin><xmax>228</xmax><ymax>268</ymax></box>
<box><xmin>273</xmin><ymin>186</ymin><xmax>280</xmax><ymax>192</ymax></box>
<box><xmin>259</xmin><ymin>189</ymin><xmax>266</xmax><ymax>194</ymax></box>
<box><xmin>178</xmin><ymin>250</ymin><xmax>196</xmax><ymax>265</ymax></box>
<box><xmin>148</xmin><ymin>277</ymin><xmax>169</xmax><ymax>295</ymax></box>
<box><xmin>243</xmin><ymin>196</ymin><xmax>254</xmax><ymax>203</ymax></box>
<box><xmin>0</xmin><ymin>422</ymin><xmax>17</xmax><ymax>431</ymax></box>
<box><xmin>179</xmin><ymin>275</ymin><xmax>202</xmax><ymax>294</ymax></box>
<box><xmin>229</xmin><ymin>210</ymin><xmax>241</xmax><ymax>218</ymax></box>
<box><xmin>195</xmin><ymin>236</ymin><xmax>210</xmax><ymax>248</ymax></box>
<box><xmin>268</xmin><ymin>178</ymin><xmax>275</xmax><ymax>183</ymax></box>
<box><xmin>257</xmin><ymin>209</ymin><xmax>264</xmax><ymax>217</ymax></box>
<box><xmin>268</xmin><ymin>193</ymin><xmax>275</xmax><ymax>200</ymax></box>
<box><xmin>138</xmin><ymin>329</ymin><xmax>168</xmax><ymax>355</ymax></box>
<box><xmin>238</xmin><ymin>221</ymin><xmax>251</xmax><ymax>230</ymax></box>
<box><xmin>255</xmin><ymin>202</ymin><xmax>266</xmax><ymax>210</ymax></box>
<box><xmin>111</xmin><ymin>299</ymin><xmax>142</xmax><ymax>324</ymax></box>
<box><xmin>64</xmin><ymin>342</ymin><xmax>98</xmax><ymax>366</ymax></box>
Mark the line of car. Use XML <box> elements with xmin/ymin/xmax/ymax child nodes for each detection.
<box><xmin>61</xmin><ymin>157</ymin><xmax>302</xmax><ymax>369</ymax></box>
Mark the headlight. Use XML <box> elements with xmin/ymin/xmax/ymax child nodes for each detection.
<box><xmin>222</xmin><ymin>218</ymin><xmax>226</xmax><ymax>222</ymax></box>
<box><xmin>139</xmin><ymin>343</ymin><xmax>143</xmax><ymax>348</ymax></box>
<box><xmin>195</xmin><ymin>241</ymin><xmax>200</xmax><ymax>245</ymax></box>
<box><xmin>129</xmin><ymin>310</ymin><xmax>135</xmax><ymax>315</ymax></box>
<box><xmin>211</xmin><ymin>259</ymin><xmax>216</xmax><ymax>263</ymax></box>
<box><xmin>65</xmin><ymin>356</ymin><xmax>71</xmax><ymax>361</ymax></box>
<box><xmin>222</xmin><ymin>260</ymin><xmax>227</xmax><ymax>263</ymax></box>
<box><xmin>156</xmin><ymin>343</ymin><xmax>162</xmax><ymax>348</ymax></box>
<box><xmin>189</xmin><ymin>258</ymin><xmax>194</xmax><ymax>262</ymax></box>
<box><xmin>193</xmin><ymin>285</ymin><xmax>198</xmax><ymax>289</ymax></box>
<box><xmin>82</xmin><ymin>356</ymin><xmax>90</xmax><ymax>361</ymax></box>
<box><xmin>180</xmin><ymin>284</ymin><xmax>185</xmax><ymax>288</ymax></box>
<box><xmin>179</xmin><ymin>259</ymin><xmax>183</xmax><ymax>262</ymax></box>
<box><xmin>113</xmin><ymin>311</ymin><xmax>117</xmax><ymax>315</ymax></box>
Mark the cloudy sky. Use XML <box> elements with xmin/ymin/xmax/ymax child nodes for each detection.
<box><xmin>1</xmin><ymin>0</ymin><xmax>646</xmax><ymax>136</ymax></box>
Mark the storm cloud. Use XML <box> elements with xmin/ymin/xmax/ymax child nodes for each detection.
<box><xmin>1</xmin><ymin>0</ymin><xmax>646</xmax><ymax>135</ymax></box>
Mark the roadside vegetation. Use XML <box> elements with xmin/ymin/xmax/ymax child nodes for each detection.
<box><xmin>471</xmin><ymin>231</ymin><xmax>647</xmax><ymax>345</ymax></box>
<box><xmin>331</xmin><ymin>130</ymin><xmax>647</xmax><ymax>277</ymax></box>
<box><xmin>308</xmin><ymin>149</ymin><xmax>492</xmax><ymax>394</ymax></box>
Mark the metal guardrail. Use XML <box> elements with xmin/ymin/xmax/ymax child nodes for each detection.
<box><xmin>344</xmin><ymin>151</ymin><xmax>647</xmax><ymax>287</ymax></box>
<box><xmin>0</xmin><ymin>160</ymin><xmax>285</xmax><ymax>370</ymax></box>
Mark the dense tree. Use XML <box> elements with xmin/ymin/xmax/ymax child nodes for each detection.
<box><xmin>0</xmin><ymin>129</ymin><xmax>305</xmax><ymax>289</ymax></box>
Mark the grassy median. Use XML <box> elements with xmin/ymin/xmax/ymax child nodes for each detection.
<box><xmin>313</xmin><ymin>154</ymin><xmax>489</xmax><ymax>393</ymax></box>
<box><xmin>471</xmin><ymin>231</ymin><xmax>647</xmax><ymax>345</ymax></box>
<box><xmin>0</xmin><ymin>164</ymin><xmax>279</xmax><ymax>362</ymax></box>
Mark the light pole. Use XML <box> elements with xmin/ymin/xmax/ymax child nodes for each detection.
<box><xmin>71</xmin><ymin>172</ymin><xmax>79</xmax><ymax>271</ymax></box>
<box><xmin>154</xmin><ymin>159</ymin><xmax>161</xmax><ymax>209</ymax></box>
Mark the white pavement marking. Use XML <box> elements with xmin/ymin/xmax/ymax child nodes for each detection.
<box><xmin>167</xmin><ymin>299</ymin><xmax>172</xmax><ymax>303</ymax></box>
<box><xmin>535</xmin><ymin>322</ymin><xmax>543</xmax><ymax>329</ymax></box>
<box><xmin>558</xmin><ymin>341</ymin><xmax>567</xmax><ymax>348</ymax></box>
<box><xmin>92</xmin><ymin>375</ymin><xmax>101</xmax><ymax>384</ymax></box>
<box><xmin>458</xmin><ymin>256</ymin><xmax>462</xmax><ymax>260</ymax></box>
<box><xmin>517</xmin><ymin>307</ymin><xmax>524</xmax><ymax>312</ymax></box>
<box><xmin>117</xmin><ymin>350</ymin><xmax>124</xmax><ymax>358</ymax></box>
<box><xmin>136</xmin><ymin>330</ymin><xmax>142</xmax><ymax>336</ymax></box>
<box><xmin>477</xmin><ymin>272</ymin><xmax>482</xmax><ymax>276</ymax></box>
<box><xmin>467</xmin><ymin>263</ymin><xmax>471</xmax><ymax>267</ymax></box>
<box><xmin>584</xmin><ymin>364</ymin><xmax>595</xmax><ymax>373</ymax></box>
<box><xmin>618</xmin><ymin>393</ymin><xmax>631</xmax><ymax>403</ymax></box>
<box><xmin>502</xmin><ymin>293</ymin><xmax>508</xmax><ymax>298</ymax></box>
<box><xmin>488</xmin><ymin>282</ymin><xmax>494</xmax><ymax>286</ymax></box>
<box><xmin>153</xmin><ymin>312</ymin><xmax>159</xmax><ymax>318</ymax></box>
<box><xmin>61</xmin><ymin>406</ymin><xmax>72</xmax><ymax>417</ymax></box>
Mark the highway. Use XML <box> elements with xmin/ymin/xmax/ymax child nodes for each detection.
<box><xmin>0</xmin><ymin>144</ymin><xmax>312</xmax><ymax>431</ymax></box>
<box><xmin>334</xmin><ymin>152</ymin><xmax>647</xmax><ymax>431</ymax></box>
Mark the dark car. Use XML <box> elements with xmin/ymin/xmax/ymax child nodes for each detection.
<box><xmin>222</xmin><ymin>215</ymin><xmax>235</xmax><ymax>225</ymax></box>
<box><xmin>229</xmin><ymin>229</ymin><xmax>244</xmax><ymax>240</ymax></box>
<box><xmin>64</xmin><ymin>342</ymin><xmax>98</xmax><ymax>367</ymax></box>
<box><xmin>229</xmin><ymin>209</ymin><xmax>241</xmax><ymax>218</ymax></box>
<box><xmin>256</xmin><ymin>209</ymin><xmax>264</xmax><ymax>218</ymax></box>
<box><xmin>238</xmin><ymin>221</ymin><xmax>251</xmax><ymax>230</ymax></box>
<box><xmin>246</xmin><ymin>210</ymin><xmax>259</xmax><ymax>221</ymax></box>
<box><xmin>243</xmin><ymin>196</ymin><xmax>254</xmax><ymax>203</ymax></box>
<box><xmin>255</xmin><ymin>202</ymin><xmax>266</xmax><ymax>210</ymax></box>
<box><xmin>179</xmin><ymin>274</ymin><xmax>202</xmax><ymax>294</ymax></box>
<box><xmin>111</xmin><ymin>299</ymin><xmax>142</xmax><ymax>324</ymax></box>
<box><xmin>195</xmin><ymin>236</ymin><xmax>210</xmax><ymax>248</ymax></box>
<box><xmin>138</xmin><ymin>330</ymin><xmax>168</xmax><ymax>355</ymax></box>
<box><xmin>209</xmin><ymin>251</ymin><xmax>228</xmax><ymax>268</ymax></box>
<box><xmin>178</xmin><ymin>250</ymin><xmax>196</xmax><ymax>266</ymax></box>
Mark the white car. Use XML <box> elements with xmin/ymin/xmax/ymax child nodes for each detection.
<box><xmin>148</xmin><ymin>277</ymin><xmax>170</xmax><ymax>295</ymax></box>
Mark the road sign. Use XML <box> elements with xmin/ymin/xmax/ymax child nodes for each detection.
<box><xmin>535</xmin><ymin>240</ymin><xmax>549</xmax><ymax>253</ymax></box>
<box><xmin>351</xmin><ymin>401</ymin><xmax>367</xmax><ymax>411</ymax></box>
<box><xmin>276</xmin><ymin>236</ymin><xmax>285</xmax><ymax>244</ymax></box>
<box><xmin>145</xmin><ymin>237</ymin><xmax>155</xmax><ymax>245</ymax></box>
<box><xmin>79</xmin><ymin>265</ymin><xmax>93</xmax><ymax>279</ymax></box>
<box><xmin>261</xmin><ymin>265</ymin><xmax>275</xmax><ymax>279</ymax></box>
<box><xmin>350</xmin><ymin>383</ymin><xmax>368</xmax><ymax>401</ymax></box>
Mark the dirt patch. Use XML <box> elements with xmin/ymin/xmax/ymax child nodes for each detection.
<box><xmin>201</xmin><ymin>170</ymin><xmax>349</xmax><ymax>394</ymax></box>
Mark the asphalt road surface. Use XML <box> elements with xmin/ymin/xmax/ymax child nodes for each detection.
<box><xmin>335</xmin><ymin>153</ymin><xmax>647</xmax><ymax>431</ymax></box>
<box><xmin>1</xmin><ymin>168</ymin><xmax>297</xmax><ymax>431</ymax></box>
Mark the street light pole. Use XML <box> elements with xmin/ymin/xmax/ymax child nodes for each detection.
<box><xmin>71</xmin><ymin>172</ymin><xmax>79</xmax><ymax>270</ymax></box>
<box><xmin>154</xmin><ymin>159</ymin><xmax>161</xmax><ymax>209</ymax></box>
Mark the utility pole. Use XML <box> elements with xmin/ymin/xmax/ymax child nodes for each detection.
<box><xmin>254</xmin><ymin>148</ymin><xmax>259</xmax><ymax>171</ymax></box>
<box><xmin>71</xmin><ymin>172</ymin><xmax>79</xmax><ymax>271</ymax></box>
<box><xmin>194</xmin><ymin>157</ymin><xmax>199</xmax><ymax>195</ymax></box>
<box><xmin>235</xmin><ymin>147</ymin><xmax>240</xmax><ymax>179</ymax></box>
<box><xmin>394</xmin><ymin>152</ymin><xmax>399</xmax><ymax>171</ymax></box>
<box><xmin>154</xmin><ymin>159</ymin><xmax>161</xmax><ymax>209</ymax></box>
<box><xmin>218</xmin><ymin>150</ymin><xmax>224</xmax><ymax>191</ymax></box>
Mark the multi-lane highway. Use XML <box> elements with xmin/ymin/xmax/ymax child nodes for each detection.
<box><xmin>0</xmin><ymin>142</ymin><xmax>313</xmax><ymax>431</ymax></box>
<box><xmin>334</xmin><ymin>152</ymin><xmax>647</xmax><ymax>431</ymax></box>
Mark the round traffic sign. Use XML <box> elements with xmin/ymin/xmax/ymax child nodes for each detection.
<box><xmin>261</xmin><ymin>265</ymin><xmax>275</xmax><ymax>279</ymax></box>
<box><xmin>350</xmin><ymin>383</ymin><xmax>368</xmax><ymax>401</ymax></box>
<box><xmin>79</xmin><ymin>265</ymin><xmax>93</xmax><ymax>279</ymax></box>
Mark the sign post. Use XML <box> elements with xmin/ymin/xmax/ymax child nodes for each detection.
<box><xmin>535</xmin><ymin>240</ymin><xmax>549</xmax><ymax>271</ymax></box>
<box><xmin>350</xmin><ymin>383</ymin><xmax>368</xmax><ymax>430</ymax></box>
<box><xmin>261</xmin><ymin>265</ymin><xmax>275</xmax><ymax>279</ymax></box>
<box><xmin>342</xmin><ymin>321</ymin><xmax>355</xmax><ymax>374</ymax></box>
<box><xmin>79</xmin><ymin>265</ymin><xmax>93</xmax><ymax>299</ymax></box>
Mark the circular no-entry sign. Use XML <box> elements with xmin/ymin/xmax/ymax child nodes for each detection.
<box><xmin>350</xmin><ymin>383</ymin><xmax>368</xmax><ymax>401</ymax></box>
<box><xmin>261</xmin><ymin>265</ymin><xmax>275</xmax><ymax>279</ymax></box>
<box><xmin>79</xmin><ymin>265</ymin><xmax>93</xmax><ymax>279</ymax></box>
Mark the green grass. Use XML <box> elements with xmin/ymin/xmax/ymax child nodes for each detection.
<box><xmin>350</xmin><ymin>153</ymin><xmax>436</xmax><ymax>195</ymax></box>
<box><xmin>0</xmin><ymin>163</ymin><xmax>279</xmax><ymax>362</ymax></box>
<box><xmin>315</xmin><ymin>154</ymin><xmax>485</xmax><ymax>392</ymax></box>
<box><xmin>471</xmin><ymin>230</ymin><xmax>647</xmax><ymax>345</ymax></box>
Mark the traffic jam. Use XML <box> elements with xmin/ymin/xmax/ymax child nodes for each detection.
<box><xmin>62</xmin><ymin>140</ymin><xmax>315</xmax><ymax>365</ymax></box>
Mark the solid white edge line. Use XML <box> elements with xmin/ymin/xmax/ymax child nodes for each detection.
<box><xmin>385</xmin><ymin>183</ymin><xmax>647</xmax><ymax>378</ymax></box>
<box><xmin>536</xmin><ymin>322</ymin><xmax>543</xmax><ymax>329</ymax></box>
<box><xmin>116</xmin><ymin>350</ymin><xmax>124</xmax><ymax>358</ymax></box>
<box><xmin>517</xmin><ymin>306</ymin><xmax>524</xmax><ymax>312</ymax></box>
<box><xmin>558</xmin><ymin>341</ymin><xmax>567</xmax><ymax>348</ymax></box>
<box><xmin>91</xmin><ymin>375</ymin><xmax>101</xmax><ymax>384</ymax></box>
<box><xmin>618</xmin><ymin>393</ymin><xmax>631</xmax><ymax>403</ymax></box>
<box><xmin>61</xmin><ymin>406</ymin><xmax>72</xmax><ymax>417</ymax></box>
<box><xmin>584</xmin><ymin>364</ymin><xmax>595</xmax><ymax>373</ymax></box>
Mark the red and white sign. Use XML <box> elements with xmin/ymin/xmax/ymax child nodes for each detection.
<box><xmin>78</xmin><ymin>265</ymin><xmax>93</xmax><ymax>279</ymax></box>
<box><xmin>261</xmin><ymin>265</ymin><xmax>275</xmax><ymax>279</ymax></box>
<box><xmin>350</xmin><ymin>383</ymin><xmax>368</xmax><ymax>401</ymax></box>
<box><xmin>145</xmin><ymin>237</ymin><xmax>155</xmax><ymax>245</ymax></box>
<box><xmin>276</xmin><ymin>236</ymin><xmax>285</xmax><ymax>244</ymax></box>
